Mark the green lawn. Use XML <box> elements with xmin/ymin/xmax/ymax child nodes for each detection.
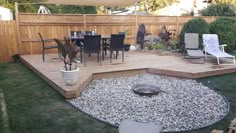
<box><xmin>0</xmin><ymin>62</ymin><xmax>116</xmax><ymax>133</ymax></box>
<box><xmin>0</xmin><ymin>62</ymin><xmax>235</xmax><ymax>133</ymax></box>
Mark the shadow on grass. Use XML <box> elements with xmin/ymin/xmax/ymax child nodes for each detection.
<box><xmin>0</xmin><ymin>62</ymin><xmax>235</xmax><ymax>133</ymax></box>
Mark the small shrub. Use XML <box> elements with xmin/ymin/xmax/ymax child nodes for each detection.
<box><xmin>209</xmin><ymin>17</ymin><xmax>236</xmax><ymax>51</ymax></box>
<box><xmin>201</xmin><ymin>4</ymin><xmax>236</xmax><ymax>16</ymax></box>
<box><xmin>147</xmin><ymin>43</ymin><xmax>166</xmax><ymax>50</ymax></box>
<box><xmin>179</xmin><ymin>18</ymin><xmax>209</xmax><ymax>48</ymax></box>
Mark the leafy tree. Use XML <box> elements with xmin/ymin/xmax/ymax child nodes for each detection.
<box><xmin>138</xmin><ymin>0</ymin><xmax>175</xmax><ymax>14</ymax></box>
<box><xmin>1</xmin><ymin>0</ymin><xmax>43</xmax><ymax>12</ymax></box>
<box><xmin>201</xmin><ymin>3</ymin><xmax>236</xmax><ymax>16</ymax></box>
<box><xmin>179</xmin><ymin>18</ymin><xmax>209</xmax><ymax>48</ymax></box>
<box><xmin>1</xmin><ymin>0</ymin><xmax>96</xmax><ymax>14</ymax></box>
<box><xmin>0</xmin><ymin>0</ymin><xmax>14</xmax><ymax>9</ymax></box>
<box><xmin>213</xmin><ymin>0</ymin><xmax>236</xmax><ymax>4</ymax></box>
<box><xmin>209</xmin><ymin>17</ymin><xmax>236</xmax><ymax>51</ymax></box>
<box><xmin>96</xmin><ymin>6</ymin><xmax>108</xmax><ymax>15</ymax></box>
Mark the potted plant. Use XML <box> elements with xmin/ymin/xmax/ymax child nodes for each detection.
<box><xmin>54</xmin><ymin>38</ymin><xmax>80</xmax><ymax>85</ymax></box>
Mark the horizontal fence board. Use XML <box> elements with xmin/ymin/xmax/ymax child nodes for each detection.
<box><xmin>19</xmin><ymin>13</ymin><xmax>85</xmax><ymax>24</ymax></box>
<box><xmin>0</xmin><ymin>13</ymin><xmax>220</xmax><ymax>62</ymax></box>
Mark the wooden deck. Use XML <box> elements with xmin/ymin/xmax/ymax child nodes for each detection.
<box><xmin>20</xmin><ymin>51</ymin><xmax>236</xmax><ymax>99</ymax></box>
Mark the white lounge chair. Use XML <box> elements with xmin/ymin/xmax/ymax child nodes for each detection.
<box><xmin>183</xmin><ymin>33</ymin><xmax>205</xmax><ymax>64</ymax></box>
<box><xmin>202</xmin><ymin>34</ymin><xmax>235</xmax><ymax>65</ymax></box>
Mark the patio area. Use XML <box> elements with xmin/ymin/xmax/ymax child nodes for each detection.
<box><xmin>20</xmin><ymin>51</ymin><xmax>236</xmax><ymax>99</ymax></box>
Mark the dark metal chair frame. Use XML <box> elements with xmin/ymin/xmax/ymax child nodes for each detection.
<box><xmin>108</xmin><ymin>34</ymin><xmax>125</xmax><ymax>63</ymax></box>
<box><xmin>38</xmin><ymin>32</ymin><xmax>59</xmax><ymax>62</ymax></box>
<box><xmin>183</xmin><ymin>33</ymin><xmax>205</xmax><ymax>64</ymax></box>
<box><xmin>82</xmin><ymin>35</ymin><xmax>101</xmax><ymax>66</ymax></box>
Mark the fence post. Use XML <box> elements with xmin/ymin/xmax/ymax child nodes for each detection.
<box><xmin>15</xmin><ymin>2</ymin><xmax>22</xmax><ymax>54</ymax></box>
<box><xmin>83</xmin><ymin>15</ymin><xmax>86</xmax><ymax>31</ymax></box>
<box><xmin>176</xmin><ymin>16</ymin><xmax>179</xmax><ymax>41</ymax></box>
<box><xmin>135</xmin><ymin>14</ymin><xmax>138</xmax><ymax>45</ymax></box>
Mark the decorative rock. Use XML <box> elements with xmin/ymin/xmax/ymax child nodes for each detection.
<box><xmin>68</xmin><ymin>73</ymin><xmax>229</xmax><ymax>132</ymax></box>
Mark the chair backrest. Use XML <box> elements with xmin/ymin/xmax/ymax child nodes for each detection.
<box><xmin>38</xmin><ymin>32</ymin><xmax>45</xmax><ymax>47</ymax></box>
<box><xmin>184</xmin><ymin>33</ymin><xmax>199</xmax><ymax>49</ymax></box>
<box><xmin>119</xmin><ymin>32</ymin><xmax>125</xmax><ymax>35</ymax></box>
<box><xmin>203</xmin><ymin>34</ymin><xmax>221</xmax><ymax>53</ymax></box>
<box><xmin>83</xmin><ymin>35</ymin><xmax>101</xmax><ymax>53</ymax></box>
<box><xmin>110</xmin><ymin>34</ymin><xmax>125</xmax><ymax>50</ymax></box>
<box><xmin>85</xmin><ymin>31</ymin><xmax>92</xmax><ymax>35</ymax></box>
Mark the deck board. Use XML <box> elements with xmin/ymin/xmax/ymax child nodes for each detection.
<box><xmin>20</xmin><ymin>51</ymin><xmax>236</xmax><ymax>99</ymax></box>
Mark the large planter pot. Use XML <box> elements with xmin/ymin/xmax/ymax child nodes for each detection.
<box><xmin>60</xmin><ymin>67</ymin><xmax>80</xmax><ymax>85</ymax></box>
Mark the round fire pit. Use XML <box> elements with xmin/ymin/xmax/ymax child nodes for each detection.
<box><xmin>132</xmin><ymin>83</ymin><xmax>162</xmax><ymax>96</ymax></box>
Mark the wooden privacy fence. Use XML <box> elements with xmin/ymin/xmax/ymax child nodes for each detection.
<box><xmin>0</xmin><ymin>21</ymin><xmax>18</xmax><ymax>62</ymax></box>
<box><xmin>0</xmin><ymin>13</ymin><xmax>217</xmax><ymax>62</ymax></box>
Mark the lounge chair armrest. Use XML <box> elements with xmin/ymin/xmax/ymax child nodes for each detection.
<box><xmin>219</xmin><ymin>44</ymin><xmax>227</xmax><ymax>52</ymax></box>
<box><xmin>145</xmin><ymin>33</ymin><xmax>152</xmax><ymax>36</ymax></box>
<box><xmin>221</xmin><ymin>44</ymin><xmax>227</xmax><ymax>46</ymax></box>
<box><xmin>43</xmin><ymin>38</ymin><xmax>55</xmax><ymax>42</ymax></box>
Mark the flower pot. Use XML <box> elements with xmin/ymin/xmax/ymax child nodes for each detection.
<box><xmin>60</xmin><ymin>67</ymin><xmax>80</xmax><ymax>85</ymax></box>
<box><xmin>124</xmin><ymin>44</ymin><xmax>130</xmax><ymax>51</ymax></box>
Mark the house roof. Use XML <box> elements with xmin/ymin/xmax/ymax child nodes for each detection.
<box><xmin>42</xmin><ymin>0</ymin><xmax>142</xmax><ymax>7</ymax></box>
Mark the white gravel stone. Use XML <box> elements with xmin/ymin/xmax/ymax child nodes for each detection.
<box><xmin>68</xmin><ymin>73</ymin><xmax>229</xmax><ymax>132</ymax></box>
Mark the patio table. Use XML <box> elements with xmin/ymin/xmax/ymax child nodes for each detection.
<box><xmin>70</xmin><ymin>35</ymin><xmax>111</xmax><ymax>63</ymax></box>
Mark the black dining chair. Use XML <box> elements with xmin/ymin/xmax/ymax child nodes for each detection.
<box><xmin>109</xmin><ymin>34</ymin><xmax>125</xmax><ymax>63</ymax></box>
<box><xmin>82</xmin><ymin>35</ymin><xmax>101</xmax><ymax>66</ymax></box>
<box><xmin>38</xmin><ymin>32</ymin><xmax>59</xmax><ymax>62</ymax></box>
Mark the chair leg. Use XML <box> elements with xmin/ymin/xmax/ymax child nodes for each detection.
<box><xmin>102</xmin><ymin>46</ymin><xmax>104</xmax><ymax>60</ymax></box>
<box><xmin>116</xmin><ymin>51</ymin><xmax>118</xmax><ymax>59</ymax></box>
<box><xmin>99</xmin><ymin>52</ymin><xmax>101</xmax><ymax>66</ymax></box>
<box><xmin>217</xmin><ymin>58</ymin><xmax>220</xmax><ymax>65</ymax></box>
<box><xmin>84</xmin><ymin>51</ymin><xmax>86</xmax><ymax>67</ymax></box>
<box><xmin>104</xmin><ymin>45</ymin><xmax>107</xmax><ymax>55</ymax></box>
<box><xmin>110</xmin><ymin>50</ymin><xmax>112</xmax><ymax>63</ymax></box>
<box><xmin>233</xmin><ymin>57</ymin><xmax>235</xmax><ymax>64</ymax></box>
<box><xmin>122</xmin><ymin>49</ymin><xmax>124</xmax><ymax>62</ymax></box>
<box><xmin>57</xmin><ymin>48</ymin><xmax>61</xmax><ymax>59</ymax></box>
<box><xmin>80</xmin><ymin>48</ymin><xmax>83</xmax><ymax>64</ymax></box>
<box><xmin>42</xmin><ymin>49</ymin><xmax>45</xmax><ymax>62</ymax></box>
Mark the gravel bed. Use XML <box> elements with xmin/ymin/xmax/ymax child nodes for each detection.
<box><xmin>68</xmin><ymin>73</ymin><xmax>229</xmax><ymax>132</ymax></box>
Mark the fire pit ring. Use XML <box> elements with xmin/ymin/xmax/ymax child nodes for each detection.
<box><xmin>132</xmin><ymin>83</ymin><xmax>162</xmax><ymax>96</ymax></box>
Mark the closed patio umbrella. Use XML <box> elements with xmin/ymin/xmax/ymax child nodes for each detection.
<box><xmin>42</xmin><ymin>0</ymin><xmax>142</xmax><ymax>7</ymax></box>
